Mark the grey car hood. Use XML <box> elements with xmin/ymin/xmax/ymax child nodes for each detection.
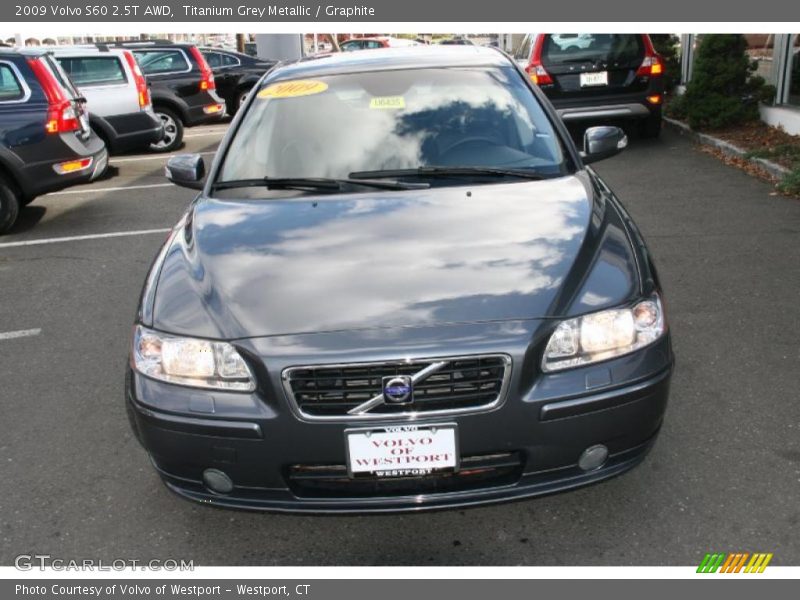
<box><xmin>150</xmin><ymin>174</ymin><xmax>639</xmax><ymax>339</ymax></box>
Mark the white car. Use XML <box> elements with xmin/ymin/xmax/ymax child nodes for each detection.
<box><xmin>50</xmin><ymin>45</ymin><xmax>163</xmax><ymax>153</ymax></box>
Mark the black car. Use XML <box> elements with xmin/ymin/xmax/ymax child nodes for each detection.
<box><xmin>111</xmin><ymin>41</ymin><xmax>225</xmax><ymax>152</ymax></box>
<box><xmin>0</xmin><ymin>48</ymin><xmax>107</xmax><ymax>234</ymax></box>
<box><xmin>514</xmin><ymin>34</ymin><xmax>665</xmax><ymax>138</ymax></box>
<box><xmin>200</xmin><ymin>48</ymin><xmax>276</xmax><ymax>115</ymax></box>
<box><xmin>127</xmin><ymin>46</ymin><xmax>673</xmax><ymax>513</ymax></box>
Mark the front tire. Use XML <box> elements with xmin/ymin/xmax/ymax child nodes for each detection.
<box><xmin>0</xmin><ymin>175</ymin><xmax>21</xmax><ymax>235</ymax></box>
<box><xmin>150</xmin><ymin>107</ymin><xmax>184</xmax><ymax>153</ymax></box>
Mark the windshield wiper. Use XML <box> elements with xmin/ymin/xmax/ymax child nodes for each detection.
<box><xmin>349</xmin><ymin>166</ymin><xmax>548</xmax><ymax>181</ymax></box>
<box><xmin>211</xmin><ymin>177</ymin><xmax>428</xmax><ymax>192</ymax></box>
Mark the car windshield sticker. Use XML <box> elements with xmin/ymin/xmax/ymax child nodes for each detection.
<box><xmin>369</xmin><ymin>96</ymin><xmax>406</xmax><ymax>110</ymax></box>
<box><xmin>258</xmin><ymin>80</ymin><xmax>329</xmax><ymax>99</ymax></box>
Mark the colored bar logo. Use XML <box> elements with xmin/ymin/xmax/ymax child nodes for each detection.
<box><xmin>697</xmin><ymin>552</ymin><xmax>773</xmax><ymax>573</ymax></box>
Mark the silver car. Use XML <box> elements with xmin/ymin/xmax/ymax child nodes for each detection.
<box><xmin>50</xmin><ymin>45</ymin><xmax>163</xmax><ymax>153</ymax></box>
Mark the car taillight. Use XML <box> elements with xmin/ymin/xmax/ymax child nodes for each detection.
<box><xmin>637</xmin><ymin>36</ymin><xmax>664</xmax><ymax>77</ymax></box>
<box><xmin>189</xmin><ymin>46</ymin><xmax>216</xmax><ymax>92</ymax></box>
<box><xmin>526</xmin><ymin>62</ymin><xmax>553</xmax><ymax>86</ymax></box>
<box><xmin>527</xmin><ymin>35</ymin><xmax>553</xmax><ymax>86</ymax></box>
<box><xmin>123</xmin><ymin>50</ymin><xmax>151</xmax><ymax>110</ymax></box>
<box><xmin>636</xmin><ymin>55</ymin><xmax>664</xmax><ymax>77</ymax></box>
<box><xmin>27</xmin><ymin>57</ymin><xmax>80</xmax><ymax>134</ymax></box>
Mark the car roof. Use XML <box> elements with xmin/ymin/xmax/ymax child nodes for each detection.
<box><xmin>46</xmin><ymin>45</ymin><xmax>128</xmax><ymax>57</ymax></box>
<box><xmin>199</xmin><ymin>47</ymin><xmax>250</xmax><ymax>58</ymax></box>
<box><xmin>343</xmin><ymin>36</ymin><xmax>388</xmax><ymax>42</ymax></box>
<box><xmin>111</xmin><ymin>40</ymin><xmax>194</xmax><ymax>49</ymax></box>
<box><xmin>267</xmin><ymin>45</ymin><xmax>511</xmax><ymax>82</ymax></box>
<box><xmin>0</xmin><ymin>47</ymin><xmax>52</xmax><ymax>58</ymax></box>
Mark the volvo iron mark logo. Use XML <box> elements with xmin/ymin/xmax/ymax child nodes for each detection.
<box><xmin>382</xmin><ymin>375</ymin><xmax>413</xmax><ymax>404</ymax></box>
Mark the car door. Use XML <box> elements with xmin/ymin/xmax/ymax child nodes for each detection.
<box><xmin>203</xmin><ymin>51</ymin><xmax>239</xmax><ymax>103</ymax></box>
<box><xmin>133</xmin><ymin>48</ymin><xmax>198</xmax><ymax>101</ymax></box>
<box><xmin>0</xmin><ymin>58</ymin><xmax>41</xmax><ymax>168</ymax></box>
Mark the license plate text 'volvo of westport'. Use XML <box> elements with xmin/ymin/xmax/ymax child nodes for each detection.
<box><xmin>126</xmin><ymin>45</ymin><xmax>673</xmax><ymax>513</ymax></box>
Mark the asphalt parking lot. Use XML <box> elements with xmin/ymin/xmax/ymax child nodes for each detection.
<box><xmin>1</xmin><ymin>124</ymin><xmax>799</xmax><ymax>567</ymax></box>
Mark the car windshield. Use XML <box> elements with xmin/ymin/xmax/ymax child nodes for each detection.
<box><xmin>217</xmin><ymin>66</ymin><xmax>569</xmax><ymax>188</ymax></box>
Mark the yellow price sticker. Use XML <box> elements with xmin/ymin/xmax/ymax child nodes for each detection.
<box><xmin>369</xmin><ymin>96</ymin><xmax>406</xmax><ymax>110</ymax></box>
<box><xmin>257</xmin><ymin>80</ymin><xmax>329</xmax><ymax>99</ymax></box>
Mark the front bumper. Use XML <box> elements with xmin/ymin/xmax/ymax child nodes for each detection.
<box><xmin>125</xmin><ymin>327</ymin><xmax>673</xmax><ymax>513</ymax></box>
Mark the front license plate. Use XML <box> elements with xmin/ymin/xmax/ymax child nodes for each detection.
<box><xmin>346</xmin><ymin>425</ymin><xmax>458</xmax><ymax>478</ymax></box>
<box><xmin>580</xmin><ymin>71</ymin><xmax>608</xmax><ymax>87</ymax></box>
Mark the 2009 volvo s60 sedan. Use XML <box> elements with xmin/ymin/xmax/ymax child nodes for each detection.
<box><xmin>126</xmin><ymin>46</ymin><xmax>673</xmax><ymax>513</ymax></box>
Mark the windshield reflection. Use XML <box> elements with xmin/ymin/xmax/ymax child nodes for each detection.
<box><xmin>219</xmin><ymin>67</ymin><xmax>567</xmax><ymax>185</ymax></box>
<box><xmin>153</xmin><ymin>178</ymin><xmax>592</xmax><ymax>337</ymax></box>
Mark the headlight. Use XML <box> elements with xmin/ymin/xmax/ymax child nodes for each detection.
<box><xmin>132</xmin><ymin>325</ymin><xmax>255</xmax><ymax>391</ymax></box>
<box><xmin>542</xmin><ymin>295</ymin><xmax>666</xmax><ymax>372</ymax></box>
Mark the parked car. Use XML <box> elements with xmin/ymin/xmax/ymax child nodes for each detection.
<box><xmin>243</xmin><ymin>42</ymin><xmax>258</xmax><ymax>58</ymax></box>
<box><xmin>340</xmin><ymin>37</ymin><xmax>421</xmax><ymax>51</ymax></box>
<box><xmin>199</xmin><ymin>47</ymin><xmax>276</xmax><ymax>115</ymax></box>
<box><xmin>438</xmin><ymin>37</ymin><xmax>475</xmax><ymax>46</ymax></box>
<box><xmin>110</xmin><ymin>41</ymin><xmax>225</xmax><ymax>152</ymax></box>
<box><xmin>514</xmin><ymin>34</ymin><xmax>665</xmax><ymax>138</ymax></box>
<box><xmin>50</xmin><ymin>46</ymin><xmax>163</xmax><ymax>154</ymax></box>
<box><xmin>127</xmin><ymin>46</ymin><xmax>673</xmax><ymax>513</ymax></box>
<box><xmin>0</xmin><ymin>48</ymin><xmax>107</xmax><ymax>234</ymax></box>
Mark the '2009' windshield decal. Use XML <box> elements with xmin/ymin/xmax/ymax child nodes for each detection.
<box><xmin>257</xmin><ymin>80</ymin><xmax>328</xmax><ymax>99</ymax></box>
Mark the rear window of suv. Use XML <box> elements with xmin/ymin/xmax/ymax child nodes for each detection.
<box><xmin>57</xmin><ymin>56</ymin><xmax>127</xmax><ymax>87</ymax></box>
<box><xmin>542</xmin><ymin>34</ymin><xmax>644</xmax><ymax>66</ymax></box>
<box><xmin>134</xmin><ymin>50</ymin><xmax>190</xmax><ymax>75</ymax></box>
<box><xmin>0</xmin><ymin>63</ymin><xmax>25</xmax><ymax>101</ymax></box>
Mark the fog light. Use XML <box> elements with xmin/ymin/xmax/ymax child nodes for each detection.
<box><xmin>203</xmin><ymin>103</ymin><xmax>224</xmax><ymax>115</ymax></box>
<box><xmin>646</xmin><ymin>94</ymin><xmax>662</xmax><ymax>105</ymax></box>
<box><xmin>53</xmin><ymin>157</ymin><xmax>92</xmax><ymax>175</ymax></box>
<box><xmin>202</xmin><ymin>468</ymin><xmax>234</xmax><ymax>494</ymax></box>
<box><xmin>578</xmin><ymin>444</ymin><xmax>608</xmax><ymax>471</ymax></box>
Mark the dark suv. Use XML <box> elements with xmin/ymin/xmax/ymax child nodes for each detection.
<box><xmin>112</xmin><ymin>41</ymin><xmax>225</xmax><ymax>152</ymax></box>
<box><xmin>0</xmin><ymin>48</ymin><xmax>107</xmax><ymax>234</ymax></box>
<box><xmin>199</xmin><ymin>47</ymin><xmax>276</xmax><ymax>115</ymax></box>
<box><xmin>514</xmin><ymin>34</ymin><xmax>665</xmax><ymax>138</ymax></box>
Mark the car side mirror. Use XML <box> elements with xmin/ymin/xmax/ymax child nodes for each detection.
<box><xmin>581</xmin><ymin>126</ymin><xmax>628</xmax><ymax>164</ymax></box>
<box><xmin>165</xmin><ymin>154</ymin><xmax>205</xmax><ymax>190</ymax></box>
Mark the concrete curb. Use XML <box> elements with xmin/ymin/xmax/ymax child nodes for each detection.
<box><xmin>664</xmin><ymin>117</ymin><xmax>791</xmax><ymax>180</ymax></box>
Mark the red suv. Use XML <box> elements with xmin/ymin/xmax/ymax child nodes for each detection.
<box><xmin>514</xmin><ymin>34</ymin><xmax>665</xmax><ymax>138</ymax></box>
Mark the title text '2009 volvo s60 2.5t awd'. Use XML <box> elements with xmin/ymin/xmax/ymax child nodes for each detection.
<box><xmin>126</xmin><ymin>46</ymin><xmax>674</xmax><ymax>513</ymax></box>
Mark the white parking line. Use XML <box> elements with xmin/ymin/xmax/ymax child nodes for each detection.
<box><xmin>44</xmin><ymin>183</ymin><xmax>174</xmax><ymax>196</ymax></box>
<box><xmin>0</xmin><ymin>228</ymin><xmax>170</xmax><ymax>249</ymax></box>
<box><xmin>183</xmin><ymin>131</ymin><xmax>229</xmax><ymax>139</ymax></box>
<box><xmin>0</xmin><ymin>328</ymin><xmax>42</xmax><ymax>341</ymax></box>
<box><xmin>110</xmin><ymin>151</ymin><xmax>216</xmax><ymax>164</ymax></box>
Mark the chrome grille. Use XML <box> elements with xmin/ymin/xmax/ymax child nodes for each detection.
<box><xmin>283</xmin><ymin>355</ymin><xmax>511</xmax><ymax>420</ymax></box>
